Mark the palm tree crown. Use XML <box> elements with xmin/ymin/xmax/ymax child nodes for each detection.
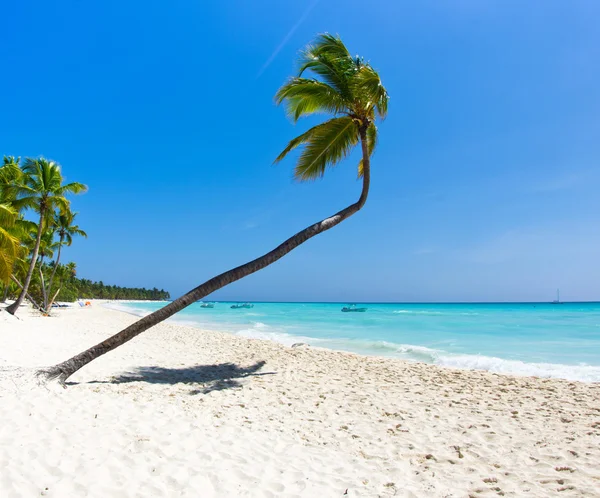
<box><xmin>17</xmin><ymin>158</ymin><xmax>87</xmax><ymax>215</ymax></box>
<box><xmin>55</xmin><ymin>211</ymin><xmax>87</xmax><ymax>247</ymax></box>
<box><xmin>274</xmin><ymin>33</ymin><xmax>388</xmax><ymax>181</ymax></box>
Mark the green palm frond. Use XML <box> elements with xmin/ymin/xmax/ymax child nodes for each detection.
<box><xmin>2</xmin><ymin>156</ymin><xmax>20</xmax><ymax>166</ymax></box>
<box><xmin>0</xmin><ymin>157</ymin><xmax>24</xmax><ymax>211</ymax></box>
<box><xmin>0</xmin><ymin>247</ymin><xmax>16</xmax><ymax>283</ymax></box>
<box><xmin>14</xmin><ymin>219</ymin><xmax>37</xmax><ymax>238</ymax></box>
<box><xmin>352</xmin><ymin>65</ymin><xmax>389</xmax><ymax>119</ymax></box>
<box><xmin>298</xmin><ymin>34</ymin><xmax>354</xmax><ymax>99</ymax></box>
<box><xmin>19</xmin><ymin>158</ymin><xmax>88</xmax><ymax>215</ymax></box>
<box><xmin>0</xmin><ymin>226</ymin><xmax>18</xmax><ymax>251</ymax></box>
<box><xmin>55</xmin><ymin>211</ymin><xmax>87</xmax><ymax>247</ymax></box>
<box><xmin>59</xmin><ymin>182</ymin><xmax>88</xmax><ymax>196</ymax></box>
<box><xmin>275</xmin><ymin>78</ymin><xmax>348</xmax><ymax>122</ymax></box>
<box><xmin>275</xmin><ymin>34</ymin><xmax>388</xmax><ymax>181</ymax></box>
<box><xmin>274</xmin><ymin>122</ymin><xmax>322</xmax><ymax>163</ymax></box>
<box><xmin>0</xmin><ymin>203</ymin><xmax>16</xmax><ymax>226</ymax></box>
<box><xmin>282</xmin><ymin>116</ymin><xmax>359</xmax><ymax>181</ymax></box>
<box><xmin>0</xmin><ymin>205</ymin><xmax>18</xmax><ymax>283</ymax></box>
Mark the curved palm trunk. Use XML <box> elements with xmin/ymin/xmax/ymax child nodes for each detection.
<box><xmin>39</xmin><ymin>255</ymin><xmax>48</xmax><ymax>311</ymax></box>
<box><xmin>46</xmin><ymin>287</ymin><xmax>61</xmax><ymax>314</ymax></box>
<box><xmin>11</xmin><ymin>275</ymin><xmax>44</xmax><ymax>312</ymax></box>
<box><xmin>39</xmin><ymin>131</ymin><xmax>372</xmax><ymax>384</ymax></box>
<box><xmin>6</xmin><ymin>208</ymin><xmax>45</xmax><ymax>315</ymax></box>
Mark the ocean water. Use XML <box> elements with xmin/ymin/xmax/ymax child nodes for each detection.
<box><xmin>108</xmin><ymin>301</ymin><xmax>600</xmax><ymax>382</ymax></box>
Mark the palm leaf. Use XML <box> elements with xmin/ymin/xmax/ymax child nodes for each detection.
<box><xmin>59</xmin><ymin>182</ymin><xmax>88</xmax><ymax>196</ymax></box>
<box><xmin>297</xmin><ymin>34</ymin><xmax>354</xmax><ymax>100</ymax></box>
<box><xmin>275</xmin><ymin>78</ymin><xmax>348</xmax><ymax>122</ymax></box>
<box><xmin>0</xmin><ymin>203</ymin><xmax>16</xmax><ymax>226</ymax></box>
<box><xmin>0</xmin><ymin>218</ymin><xmax>18</xmax><ymax>283</ymax></box>
<box><xmin>289</xmin><ymin>116</ymin><xmax>359</xmax><ymax>181</ymax></box>
<box><xmin>275</xmin><ymin>33</ymin><xmax>388</xmax><ymax>184</ymax></box>
<box><xmin>274</xmin><ymin>123</ymin><xmax>321</xmax><ymax>164</ymax></box>
<box><xmin>352</xmin><ymin>65</ymin><xmax>389</xmax><ymax>119</ymax></box>
<box><xmin>0</xmin><ymin>247</ymin><xmax>15</xmax><ymax>283</ymax></box>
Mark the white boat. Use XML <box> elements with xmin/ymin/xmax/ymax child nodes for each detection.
<box><xmin>231</xmin><ymin>303</ymin><xmax>254</xmax><ymax>309</ymax></box>
<box><xmin>341</xmin><ymin>304</ymin><xmax>367</xmax><ymax>313</ymax></box>
<box><xmin>200</xmin><ymin>302</ymin><xmax>215</xmax><ymax>308</ymax></box>
<box><xmin>551</xmin><ymin>289</ymin><xmax>562</xmax><ymax>304</ymax></box>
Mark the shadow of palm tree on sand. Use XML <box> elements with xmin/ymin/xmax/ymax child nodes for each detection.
<box><xmin>83</xmin><ymin>360</ymin><xmax>272</xmax><ymax>394</ymax></box>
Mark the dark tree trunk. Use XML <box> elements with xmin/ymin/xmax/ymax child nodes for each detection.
<box><xmin>39</xmin><ymin>130</ymin><xmax>372</xmax><ymax>384</ymax></box>
<box><xmin>39</xmin><ymin>256</ymin><xmax>48</xmax><ymax>312</ymax></box>
<box><xmin>6</xmin><ymin>208</ymin><xmax>45</xmax><ymax>315</ymax></box>
<box><xmin>45</xmin><ymin>237</ymin><xmax>64</xmax><ymax>311</ymax></box>
<box><xmin>11</xmin><ymin>276</ymin><xmax>44</xmax><ymax>313</ymax></box>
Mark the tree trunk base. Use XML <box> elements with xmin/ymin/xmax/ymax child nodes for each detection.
<box><xmin>5</xmin><ymin>302</ymin><xmax>18</xmax><ymax>315</ymax></box>
<box><xmin>36</xmin><ymin>366</ymin><xmax>69</xmax><ymax>388</ymax></box>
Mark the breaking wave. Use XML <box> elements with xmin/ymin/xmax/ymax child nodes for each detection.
<box><xmin>106</xmin><ymin>302</ymin><xmax>600</xmax><ymax>382</ymax></box>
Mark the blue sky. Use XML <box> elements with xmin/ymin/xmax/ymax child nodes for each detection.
<box><xmin>2</xmin><ymin>1</ymin><xmax>599</xmax><ymax>302</ymax></box>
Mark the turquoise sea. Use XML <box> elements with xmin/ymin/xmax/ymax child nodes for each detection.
<box><xmin>109</xmin><ymin>301</ymin><xmax>600</xmax><ymax>382</ymax></box>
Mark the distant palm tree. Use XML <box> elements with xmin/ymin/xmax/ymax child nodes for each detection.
<box><xmin>37</xmin><ymin>228</ymin><xmax>60</xmax><ymax>311</ymax></box>
<box><xmin>45</xmin><ymin>211</ymin><xmax>87</xmax><ymax>310</ymax></box>
<box><xmin>39</xmin><ymin>33</ymin><xmax>389</xmax><ymax>384</ymax></box>
<box><xmin>5</xmin><ymin>158</ymin><xmax>87</xmax><ymax>315</ymax></box>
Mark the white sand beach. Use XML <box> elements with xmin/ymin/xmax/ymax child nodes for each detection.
<box><xmin>1</xmin><ymin>302</ymin><xmax>599</xmax><ymax>497</ymax></box>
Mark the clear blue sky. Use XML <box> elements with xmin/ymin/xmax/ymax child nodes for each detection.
<box><xmin>2</xmin><ymin>1</ymin><xmax>599</xmax><ymax>302</ymax></box>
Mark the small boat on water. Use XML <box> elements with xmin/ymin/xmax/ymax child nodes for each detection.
<box><xmin>200</xmin><ymin>302</ymin><xmax>215</xmax><ymax>308</ymax></box>
<box><xmin>230</xmin><ymin>303</ymin><xmax>254</xmax><ymax>309</ymax></box>
<box><xmin>341</xmin><ymin>304</ymin><xmax>367</xmax><ymax>313</ymax></box>
<box><xmin>551</xmin><ymin>289</ymin><xmax>563</xmax><ymax>304</ymax></box>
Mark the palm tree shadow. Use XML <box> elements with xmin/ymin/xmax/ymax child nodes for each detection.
<box><xmin>82</xmin><ymin>360</ymin><xmax>272</xmax><ymax>394</ymax></box>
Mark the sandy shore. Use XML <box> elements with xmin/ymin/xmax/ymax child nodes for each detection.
<box><xmin>1</xmin><ymin>302</ymin><xmax>599</xmax><ymax>497</ymax></box>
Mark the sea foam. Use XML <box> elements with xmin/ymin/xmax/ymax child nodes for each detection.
<box><xmin>107</xmin><ymin>301</ymin><xmax>600</xmax><ymax>383</ymax></box>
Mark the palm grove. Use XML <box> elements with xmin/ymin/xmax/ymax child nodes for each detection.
<box><xmin>0</xmin><ymin>157</ymin><xmax>169</xmax><ymax>313</ymax></box>
<box><xmin>35</xmin><ymin>34</ymin><xmax>389</xmax><ymax>384</ymax></box>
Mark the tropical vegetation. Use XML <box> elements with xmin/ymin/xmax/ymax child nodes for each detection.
<box><xmin>3</xmin><ymin>157</ymin><xmax>87</xmax><ymax>314</ymax></box>
<box><xmin>0</xmin><ymin>157</ymin><xmax>168</xmax><ymax>312</ymax></box>
<box><xmin>40</xmin><ymin>33</ymin><xmax>389</xmax><ymax>384</ymax></box>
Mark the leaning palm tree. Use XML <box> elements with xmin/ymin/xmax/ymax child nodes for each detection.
<box><xmin>39</xmin><ymin>33</ymin><xmax>388</xmax><ymax>384</ymax></box>
<box><xmin>5</xmin><ymin>158</ymin><xmax>87</xmax><ymax>315</ymax></box>
<box><xmin>44</xmin><ymin>210</ymin><xmax>87</xmax><ymax>311</ymax></box>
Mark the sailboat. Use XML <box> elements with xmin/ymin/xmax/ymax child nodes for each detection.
<box><xmin>551</xmin><ymin>289</ymin><xmax>562</xmax><ymax>304</ymax></box>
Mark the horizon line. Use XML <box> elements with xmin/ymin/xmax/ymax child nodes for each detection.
<box><xmin>120</xmin><ymin>299</ymin><xmax>600</xmax><ymax>305</ymax></box>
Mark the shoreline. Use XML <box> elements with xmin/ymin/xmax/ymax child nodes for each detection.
<box><xmin>1</xmin><ymin>303</ymin><xmax>599</xmax><ymax>496</ymax></box>
<box><xmin>105</xmin><ymin>300</ymin><xmax>600</xmax><ymax>384</ymax></box>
